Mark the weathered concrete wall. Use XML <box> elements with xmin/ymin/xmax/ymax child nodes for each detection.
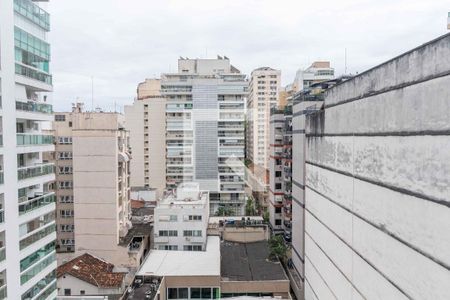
<box><xmin>304</xmin><ymin>33</ymin><xmax>450</xmax><ymax>299</ymax></box>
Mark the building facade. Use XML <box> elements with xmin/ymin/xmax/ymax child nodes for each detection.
<box><xmin>51</xmin><ymin>107</ymin><xmax>144</xmax><ymax>271</ymax></box>
<box><xmin>161</xmin><ymin>57</ymin><xmax>247</xmax><ymax>215</ymax></box>
<box><xmin>154</xmin><ymin>182</ymin><xmax>209</xmax><ymax>251</ymax></box>
<box><xmin>303</xmin><ymin>35</ymin><xmax>450</xmax><ymax>299</ymax></box>
<box><xmin>125</xmin><ymin>79</ymin><xmax>166</xmax><ymax>193</ymax></box>
<box><xmin>246</xmin><ymin>68</ymin><xmax>281</xmax><ymax>208</ymax></box>
<box><xmin>0</xmin><ymin>0</ymin><xmax>57</xmax><ymax>298</ymax></box>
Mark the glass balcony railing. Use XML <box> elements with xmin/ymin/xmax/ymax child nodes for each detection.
<box><xmin>17</xmin><ymin>164</ymin><xmax>55</xmax><ymax>181</ymax></box>
<box><xmin>15</xmin><ymin>63</ymin><xmax>52</xmax><ymax>85</ymax></box>
<box><xmin>16</xmin><ymin>101</ymin><xmax>52</xmax><ymax>114</ymax></box>
<box><xmin>17</xmin><ymin>134</ymin><xmax>54</xmax><ymax>146</ymax></box>
<box><xmin>21</xmin><ymin>271</ymin><xmax>55</xmax><ymax>300</ymax></box>
<box><xmin>0</xmin><ymin>210</ymin><xmax>4</xmax><ymax>224</ymax></box>
<box><xmin>0</xmin><ymin>135</ymin><xmax>2</xmax><ymax>147</ymax></box>
<box><xmin>21</xmin><ymin>252</ymin><xmax>56</xmax><ymax>284</ymax></box>
<box><xmin>0</xmin><ymin>247</ymin><xmax>5</xmax><ymax>263</ymax></box>
<box><xmin>0</xmin><ymin>172</ymin><xmax>3</xmax><ymax>184</ymax></box>
<box><xmin>20</xmin><ymin>224</ymin><xmax>56</xmax><ymax>250</ymax></box>
<box><xmin>19</xmin><ymin>193</ymin><xmax>55</xmax><ymax>215</ymax></box>
<box><xmin>14</xmin><ymin>0</ymin><xmax>50</xmax><ymax>31</ymax></box>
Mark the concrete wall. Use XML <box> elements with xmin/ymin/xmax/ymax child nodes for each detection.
<box><xmin>304</xmin><ymin>33</ymin><xmax>450</xmax><ymax>300</ymax></box>
<box><xmin>57</xmin><ymin>274</ymin><xmax>122</xmax><ymax>296</ymax></box>
<box><xmin>222</xmin><ymin>226</ymin><xmax>269</xmax><ymax>243</ymax></box>
<box><xmin>220</xmin><ymin>280</ymin><xmax>290</xmax><ymax>297</ymax></box>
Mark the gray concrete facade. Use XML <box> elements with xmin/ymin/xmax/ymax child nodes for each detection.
<box><xmin>303</xmin><ymin>33</ymin><xmax>450</xmax><ymax>299</ymax></box>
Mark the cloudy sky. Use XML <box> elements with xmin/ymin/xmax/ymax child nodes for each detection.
<box><xmin>49</xmin><ymin>0</ymin><xmax>449</xmax><ymax>111</ymax></box>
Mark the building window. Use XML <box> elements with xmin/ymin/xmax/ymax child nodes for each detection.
<box><xmin>60</xmin><ymin>224</ymin><xmax>74</xmax><ymax>232</ymax></box>
<box><xmin>186</xmin><ymin>215</ymin><xmax>202</xmax><ymax>221</ymax></box>
<box><xmin>58</xmin><ymin>152</ymin><xmax>72</xmax><ymax>160</ymax></box>
<box><xmin>58</xmin><ymin>181</ymin><xmax>73</xmax><ymax>189</ymax></box>
<box><xmin>275</xmin><ymin>171</ymin><xmax>281</xmax><ymax>177</ymax></box>
<box><xmin>55</xmin><ymin>115</ymin><xmax>65</xmax><ymax>122</ymax></box>
<box><xmin>59</xmin><ymin>166</ymin><xmax>73</xmax><ymax>174</ymax></box>
<box><xmin>58</xmin><ymin>137</ymin><xmax>72</xmax><ymax>144</ymax></box>
<box><xmin>158</xmin><ymin>245</ymin><xmax>178</xmax><ymax>251</ymax></box>
<box><xmin>183</xmin><ymin>245</ymin><xmax>202</xmax><ymax>251</ymax></box>
<box><xmin>159</xmin><ymin>230</ymin><xmax>177</xmax><ymax>237</ymax></box>
<box><xmin>275</xmin><ymin>183</ymin><xmax>282</xmax><ymax>190</ymax></box>
<box><xmin>275</xmin><ymin>219</ymin><xmax>282</xmax><ymax>226</ymax></box>
<box><xmin>80</xmin><ymin>290</ymin><xmax>85</xmax><ymax>295</ymax></box>
<box><xmin>59</xmin><ymin>195</ymin><xmax>73</xmax><ymax>203</ymax></box>
<box><xmin>61</xmin><ymin>239</ymin><xmax>75</xmax><ymax>245</ymax></box>
<box><xmin>60</xmin><ymin>210</ymin><xmax>74</xmax><ymax>218</ymax></box>
<box><xmin>168</xmin><ymin>287</ymin><xmax>188</xmax><ymax>299</ymax></box>
<box><xmin>169</xmin><ymin>215</ymin><xmax>178</xmax><ymax>221</ymax></box>
<box><xmin>183</xmin><ymin>230</ymin><xmax>202</xmax><ymax>237</ymax></box>
<box><xmin>275</xmin><ymin>207</ymin><xmax>282</xmax><ymax>214</ymax></box>
<box><xmin>64</xmin><ymin>289</ymin><xmax>71</xmax><ymax>296</ymax></box>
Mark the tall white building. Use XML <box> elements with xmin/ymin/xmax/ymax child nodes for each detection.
<box><xmin>154</xmin><ymin>182</ymin><xmax>209</xmax><ymax>251</ymax></box>
<box><xmin>0</xmin><ymin>0</ymin><xmax>57</xmax><ymax>298</ymax></box>
<box><xmin>161</xmin><ymin>57</ymin><xmax>247</xmax><ymax>215</ymax></box>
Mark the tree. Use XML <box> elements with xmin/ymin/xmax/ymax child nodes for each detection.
<box><xmin>268</xmin><ymin>235</ymin><xmax>287</xmax><ymax>261</ymax></box>
<box><xmin>214</xmin><ymin>206</ymin><xmax>234</xmax><ymax>217</ymax></box>
<box><xmin>262</xmin><ymin>209</ymin><xmax>270</xmax><ymax>223</ymax></box>
<box><xmin>245</xmin><ymin>197</ymin><xmax>257</xmax><ymax>216</ymax></box>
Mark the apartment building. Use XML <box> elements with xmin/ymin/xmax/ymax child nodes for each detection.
<box><xmin>0</xmin><ymin>0</ymin><xmax>57</xmax><ymax>298</ymax></box>
<box><xmin>246</xmin><ymin>68</ymin><xmax>281</xmax><ymax>209</ymax></box>
<box><xmin>302</xmin><ymin>34</ymin><xmax>450</xmax><ymax>299</ymax></box>
<box><xmin>268</xmin><ymin>62</ymin><xmax>334</xmax><ymax>237</ymax></box>
<box><xmin>153</xmin><ymin>182</ymin><xmax>209</xmax><ymax>251</ymax></box>
<box><xmin>161</xmin><ymin>57</ymin><xmax>247</xmax><ymax>215</ymax></box>
<box><xmin>125</xmin><ymin>79</ymin><xmax>166</xmax><ymax>193</ymax></box>
<box><xmin>51</xmin><ymin>106</ymin><xmax>152</xmax><ymax>273</ymax></box>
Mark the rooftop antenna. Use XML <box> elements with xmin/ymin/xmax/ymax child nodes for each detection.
<box><xmin>91</xmin><ymin>76</ymin><xmax>94</xmax><ymax>112</ymax></box>
<box><xmin>344</xmin><ymin>48</ymin><xmax>348</xmax><ymax>74</ymax></box>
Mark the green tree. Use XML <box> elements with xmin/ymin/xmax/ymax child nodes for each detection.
<box><xmin>268</xmin><ymin>235</ymin><xmax>287</xmax><ymax>261</ymax></box>
<box><xmin>245</xmin><ymin>197</ymin><xmax>257</xmax><ymax>216</ymax></box>
<box><xmin>262</xmin><ymin>208</ymin><xmax>270</xmax><ymax>223</ymax></box>
<box><xmin>214</xmin><ymin>206</ymin><xmax>234</xmax><ymax>216</ymax></box>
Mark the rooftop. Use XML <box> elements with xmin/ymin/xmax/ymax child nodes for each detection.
<box><xmin>119</xmin><ymin>223</ymin><xmax>152</xmax><ymax>246</ymax></box>
<box><xmin>221</xmin><ymin>241</ymin><xmax>288</xmax><ymax>281</ymax></box>
<box><xmin>159</xmin><ymin>182</ymin><xmax>209</xmax><ymax>207</ymax></box>
<box><xmin>57</xmin><ymin>253</ymin><xmax>125</xmax><ymax>288</ymax></box>
<box><xmin>137</xmin><ymin>236</ymin><xmax>221</xmax><ymax>277</ymax></box>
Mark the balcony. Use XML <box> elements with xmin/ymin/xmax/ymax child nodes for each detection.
<box><xmin>0</xmin><ymin>172</ymin><xmax>3</xmax><ymax>185</ymax></box>
<box><xmin>17</xmin><ymin>134</ymin><xmax>53</xmax><ymax>146</ymax></box>
<box><xmin>14</xmin><ymin>0</ymin><xmax>50</xmax><ymax>31</ymax></box>
<box><xmin>16</xmin><ymin>100</ymin><xmax>52</xmax><ymax>114</ymax></box>
<box><xmin>19</xmin><ymin>192</ymin><xmax>55</xmax><ymax>215</ymax></box>
<box><xmin>15</xmin><ymin>63</ymin><xmax>52</xmax><ymax>85</ymax></box>
<box><xmin>17</xmin><ymin>163</ymin><xmax>54</xmax><ymax>181</ymax></box>
<box><xmin>0</xmin><ymin>247</ymin><xmax>4</xmax><ymax>263</ymax></box>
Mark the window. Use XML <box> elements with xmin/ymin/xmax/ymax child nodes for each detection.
<box><xmin>186</xmin><ymin>215</ymin><xmax>202</xmax><ymax>221</ymax></box>
<box><xmin>275</xmin><ymin>183</ymin><xmax>282</xmax><ymax>190</ymax></box>
<box><xmin>275</xmin><ymin>207</ymin><xmax>282</xmax><ymax>214</ymax></box>
<box><xmin>159</xmin><ymin>245</ymin><xmax>178</xmax><ymax>250</ymax></box>
<box><xmin>168</xmin><ymin>287</ymin><xmax>189</xmax><ymax>299</ymax></box>
<box><xmin>184</xmin><ymin>245</ymin><xmax>202</xmax><ymax>251</ymax></box>
<box><xmin>201</xmin><ymin>288</ymin><xmax>211</xmax><ymax>299</ymax></box>
<box><xmin>59</xmin><ymin>166</ymin><xmax>73</xmax><ymax>174</ymax></box>
<box><xmin>64</xmin><ymin>289</ymin><xmax>71</xmax><ymax>296</ymax></box>
<box><xmin>60</xmin><ymin>195</ymin><xmax>73</xmax><ymax>203</ymax></box>
<box><xmin>275</xmin><ymin>219</ymin><xmax>282</xmax><ymax>226</ymax></box>
<box><xmin>170</xmin><ymin>215</ymin><xmax>178</xmax><ymax>221</ymax></box>
<box><xmin>190</xmin><ymin>288</ymin><xmax>201</xmax><ymax>299</ymax></box>
<box><xmin>58</xmin><ymin>137</ymin><xmax>72</xmax><ymax>144</ymax></box>
<box><xmin>58</xmin><ymin>152</ymin><xmax>72</xmax><ymax>160</ymax></box>
<box><xmin>61</xmin><ymin>239</ymin><xmax>75</xmax><ymax>245</ymax></box>
<box><xmin>159</xmin><ymin>230</ymin><xmax>177</xmax><ymax>237</ymax></box>
<box><xmin>80</xmin><ymin>290</ymin><xmax>85</xmax><ymax>295</ymax></box>
<box><xmin>60</xmin><ymin>210</ymin><xmax>74</xmax><ymax>218</ymax></box>
<box><xmin>55</xmin><ymin>115</ymin><xmax>65</xmax><ymax>122</ymax></box>
<box><xmin>183</xmin><ymin>230</ymin><xmax>202</xmax><ymax>237</ymax></box>
<box><xmin>275</xmin><ymin>171</ymin><xmax>282</xmax><ymax>177</ymax></box>
<box><xmin>58</xmin><ymin>181</ymin><xmax>73</xmax><ymax>189</ymax></box>
<box><xmin>60</xmin><ymin>224</ymin><xmax>74</xmax><ymax>232</ymax></box>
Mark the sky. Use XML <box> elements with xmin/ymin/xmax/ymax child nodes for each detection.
<box><xmin>48</xmin><ymin>0</ymin><xmax>449</xmax><ymax>112</ymax></box>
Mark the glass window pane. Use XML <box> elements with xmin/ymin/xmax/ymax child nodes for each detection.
<box><xmin>201</xmin><ymin>288</ymin><xmax>212</xmax><ymax>299</ymax></box>
<box><xmin>179</xmin><ymin>288</ymin><xmax>188</xmax><ymax>299</ymax></box>
<box><xmin>168</xmin><ymin>288</ymin><xmax>178</xmax><ymax>299</ymax></box>
<box><xmin>191</xmin><ymin>288</ymin><xmax>201</xmax><ymax>299</ymax></box>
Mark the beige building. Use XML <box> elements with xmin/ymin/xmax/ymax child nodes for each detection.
<box><xmin>125</xmin><ymin>79</ymin><xmax>166</xmax><ymax>193</ymax></box>
<box><xmin>52</xmin><ymin>104</ymin><xmax>150</xmax><ymax>274</ymax></box>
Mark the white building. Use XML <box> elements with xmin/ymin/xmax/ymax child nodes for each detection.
<box><xmin>0</xmin><ymin>0</ymin><xmax>57</xmax><ymax>298</ymax></box>
<box><xmin>154</xmin><ymin>183</ymin><xmax>209</xmax><ymax>251</ymax></box>
<box><xmin>162</xmin><ymin>57</ymin><xmax>247</xmax><ymax>215</ymax></box>
<box><xmin>124</xmin><ymin>79</ymin><xmax>166</xmax><ymax>194</ymax></box>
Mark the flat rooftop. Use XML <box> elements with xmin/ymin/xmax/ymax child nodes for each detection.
<box><xmin>221</xmin><ymin>241</ymin><xmax>287</xmax><ymax>281</ymax></box>
<box><xmin>137</xmin><ymin>236</ymin><xmax>220</xmax><ymax>277</ymax></box>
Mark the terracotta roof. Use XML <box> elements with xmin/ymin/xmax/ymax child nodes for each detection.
<box><xmin>57</xmin><ymin>253</ymin><xmax>125</xmax><ymax>288</ymax></box>
<box><xmin>131</xmin><ymin>199</ymin><xmax>145</xmax><ymax>209</ymax></box>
